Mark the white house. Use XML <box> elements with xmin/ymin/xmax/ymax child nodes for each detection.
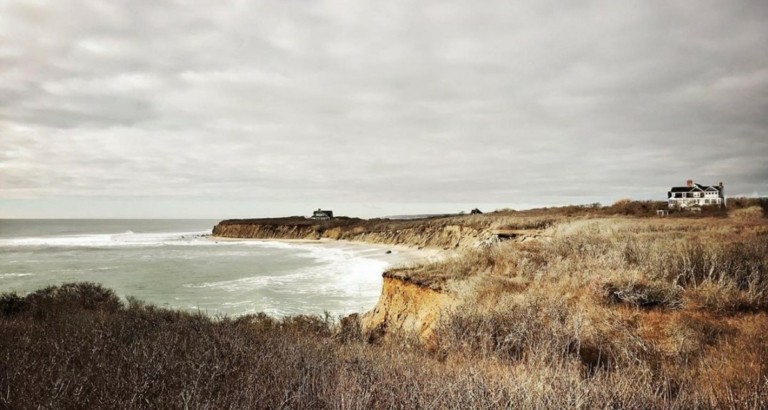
<box><xmin>668</xmin><ymin>180</ymin><xmax>725</xmax><ymax>209</ymax></box>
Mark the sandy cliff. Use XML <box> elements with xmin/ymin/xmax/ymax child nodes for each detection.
<box><xmin>211</xmin><ymin>216</ymin><xmax>546</xmax><ymax>342</ymax></box>
<box><xmin>360</xmin><ymin>274</ymin><xmax>457</xmax><ymax>345</ymax></box>
<box><xmin>212</xmin><ymin>218</ymin><xmax>496</xmax><ymax>249</ymax></box>
<box><xmin>212</xmin><ymin>217</ymin><xmax>478</xmax><ymax>341</ymax></box>
<box><xmin>212</xmin><ymin>222</ymin><xmax>321</xmax><ymax>240</ymax></box>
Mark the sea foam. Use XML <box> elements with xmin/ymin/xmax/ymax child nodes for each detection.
<box><xmin>0</xmin><ymin>223</ymin><xmax>390</xmax><ymax>317</ymax></box>
<box><xmin>0</xmin><ymin>231</ymin><xmax>212</xmax><ymax>248</ymax></box>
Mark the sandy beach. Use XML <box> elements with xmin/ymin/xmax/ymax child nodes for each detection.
<box><xmin>316</xmin><ymin>238</ymin><xmax>445</xmax><ymax>267</ymax></box>
<box><xmin>211</xmin><ymin>236</ymin><xmax>445</xmax><ymax>269</ymax></box>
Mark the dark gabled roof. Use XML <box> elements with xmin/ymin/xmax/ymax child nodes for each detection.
<box><xmin>669</xmin><ymin>183</ymin><xmax>722</xmax><ymax>193</ymax></box>
<box><xmin>695</xmin><ymin>183</ymin><xmax>722</xmax><ymax>191</ymax></box>
<box><xmin>312</xmin><ymin>209</ymin><xmax>333</xmax><ymax>218</ymax></box>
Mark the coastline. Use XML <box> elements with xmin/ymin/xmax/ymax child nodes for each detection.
<box><xmin>1</xmin><ymin>219</ymin><xmax>443</xmax><ymax>318</ymax></box>
<box><xmin>204</xmin><ymin>236</ymin><xmax>445</xmax><ymax>317</ymax></box>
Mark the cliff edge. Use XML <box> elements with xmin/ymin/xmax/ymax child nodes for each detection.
<box><xmin>360</xmin><ymin>274</ymin><xmax>457</xmax><ymax>345</ymax></box>
<box><xmin>211</xmin><ymin>215</ymin><xmax>550</xmax><ymax>343</ymax></box>
<box><xmin>212</xmin><ymin>216</ymin><xmax>499</xmax><ymax>250</ymax></box>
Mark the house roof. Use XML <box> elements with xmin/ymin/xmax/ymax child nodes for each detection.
<box><xmin>694</xmin><ymin>183</ymin><xmax>720</xmax><ymax>191</ymax></box>
<box><xmin>669</xmin><ymin>184</ymin><xmax>722</xmax><ymax>193</ymax></box>
<box><xmin>312</xmin><ymin>209</ymin><xmax>333</xmax><ymax>217</ymax></box>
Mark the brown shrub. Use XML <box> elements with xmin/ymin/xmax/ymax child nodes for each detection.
<box><xmin>2</xmin><ymin>278</ymin><xmax>768</xmax><ymax>409</ymax></box>
<box><xmin>600</xmin><ymin>279</ymin><xmax>683</xmax><ymax>309</ymax></box>
<box><xmin>729</xmin><ymin>206</ymin><xmax>764</xmax><ymax>220</ymax></box>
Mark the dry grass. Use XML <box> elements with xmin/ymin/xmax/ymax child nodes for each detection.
<box><xmin>284</xmin><ymin>207</ymin><xmax>767</xmax><ymax>408</ymax></box>
<box><xmin>401</xmin><ymin>217</ymin><xmax>768</xmax><ymax>309</ymax></box>
<box><xmin>376</xmin><ymin>215</ymin><xmax>768</xmax><ymax>407</ymax></box>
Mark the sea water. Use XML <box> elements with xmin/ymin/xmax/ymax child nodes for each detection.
<box><xmin>0</xmin><ymin>219</ymin><xmax>388</xmax><ymax>317</ymax></box>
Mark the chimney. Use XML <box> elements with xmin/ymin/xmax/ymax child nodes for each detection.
<box><xmin>686</xmin><ymin>179</ymin><xmax>693</xmax><ymax>187</ymax></box>
<box><xmin>719</xmin><ymin>182</ymin><xmax>726</xmax><ymax>207</ymax></box>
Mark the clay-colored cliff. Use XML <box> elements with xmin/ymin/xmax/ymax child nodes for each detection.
<box><xmin>212</xmin><ymin>221</ymin><xmax>322</xmax><ymax>240</ymax></box>
<box><xmin>360</xmin><ymin>275</ymin><xmax>457</xmax><ymax>345</ymax></box>
<box><xmin>212</xmin><ymin>216</ymin><xmax>499</xmax><ymax>249</ymax></box>
<box><xmin>211</xmin><ymin>215</ymin><xmax>549</xmax><ymax>343</ymax></box>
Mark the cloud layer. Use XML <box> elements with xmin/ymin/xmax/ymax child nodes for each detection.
<box><xmin>1</xmin><ymin>0</ymin><xmax>767</xmax><ymax>217</ymax></box>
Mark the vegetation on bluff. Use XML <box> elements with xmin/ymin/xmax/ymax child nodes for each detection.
<box><xmin>2</xmin><ymin>204</ymin><xmax>767</xmax><ymax>409</ymax></box>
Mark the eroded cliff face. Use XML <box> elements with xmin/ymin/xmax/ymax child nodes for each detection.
<box><xmin>360</xmin><ymin>276</ymin><xmax>457</xmax><ymax>345</ymax></box>
<box><xmin>212</xmin><ymin>223</ymin><xmax>320</xmax><ymax>240</ymax></box>
<box><xmin>212</xmin><ymin>217</ymin><xmax>548</xmax><ymax>343</ymax></box>
<box><xmin>212</xmin><ymin>218</ymin><xmax>472</xmax><ymax>343</ymax></box>
<box><xmin>334</xmin><ymin>225</ymin><xmax>492</xmax><ymax>249</ymax></box>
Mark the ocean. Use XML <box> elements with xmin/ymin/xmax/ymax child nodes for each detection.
<box><xmin>0</xmin><ymin>219</ymin><xmax>390</xmax><ymax>317</ymax></box>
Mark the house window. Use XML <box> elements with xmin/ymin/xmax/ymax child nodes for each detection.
<box><xmin>693</xmin><ymin>192</ymin><xmax>701</xmax><ymax>198</ymax></box>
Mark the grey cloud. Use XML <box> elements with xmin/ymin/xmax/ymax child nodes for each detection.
<box><xmin>0</xmin><ymin>0</ymin><xmax>766</xmax><ymax>217</ymax></box>
<box><xmin>11</xmin><ymin>94</ymin><xmax>154</xmax><ymax>128</ymax></box>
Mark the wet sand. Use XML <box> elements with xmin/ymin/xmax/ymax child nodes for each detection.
<box><xmin>212</xmin><ymin>237</ymin><xmax>445</xmax><ymax>268</ymax></box>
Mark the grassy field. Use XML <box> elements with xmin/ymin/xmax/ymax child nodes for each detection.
<box><xmin>2</xmin><ymin>204</ymin><xmax>767</xmax><ymax>409</ymax></box>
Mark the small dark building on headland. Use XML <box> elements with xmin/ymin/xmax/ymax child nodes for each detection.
<box><xmin>311</xmin><ymin>209</ymin><xmax>334</xmax><ymax>220</ymax></box>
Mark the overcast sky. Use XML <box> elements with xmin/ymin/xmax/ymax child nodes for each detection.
<box><xmin>1</xmin><ymin>0</ymin><xmax>766</xmax><ymax>218</ymax></box>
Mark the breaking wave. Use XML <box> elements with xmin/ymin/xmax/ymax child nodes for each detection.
<box><xmin>0</xmin><ymin>223</ymin><xmax>391</xmax><ymax>317</ymax></box>
<box><xmin>0</xmin><ymin>231</ymin><xmax>213</xmax><ymax>248</ymax></box>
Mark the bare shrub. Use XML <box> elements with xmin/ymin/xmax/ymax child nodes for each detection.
<box><xmin>335</xmin><ymin>313</ymin><xmax>363</xmax><ymax>343</ymax></box>
<box><xmin>600</xmin><ymin>279</ymin><xmax>683</xmax><ymax>309</ymax></box>
<box><xmin>687</xmin><ymin>280</ymin><xmax>762</xmax><ymax>314</ymax></box>
<box><xmin>729</xmin><ymin>206</ymin><xmax>764</xmax><ymax>220</ymax></box>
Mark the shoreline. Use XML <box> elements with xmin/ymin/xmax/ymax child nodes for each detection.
<box><xmin>210</xmin><ymin>236</ymin><xmax>445</xmax><ymax>268</ymax></box>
